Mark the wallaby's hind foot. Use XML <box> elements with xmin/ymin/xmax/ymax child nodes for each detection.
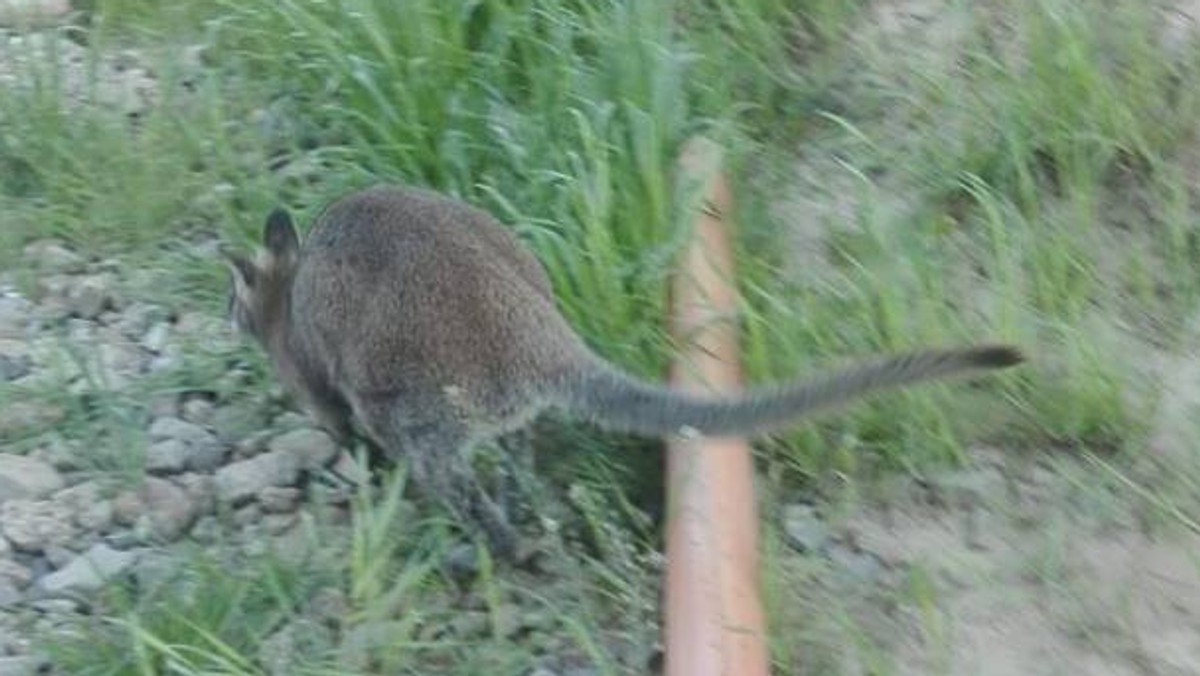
<box><xmin>355</xmin><ymin>398</ymin><xmax>519</xmax><ymax>559</ymax></box>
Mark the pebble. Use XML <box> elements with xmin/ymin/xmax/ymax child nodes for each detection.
<box><xmin>34</xmin><ymin>543</ymin><xmax>138</xmax><ymax>597</ymax></box>
<box><xmin>0</xmin><ymin>454</ymin><xmax>64</xmax><ymax>502</ymax></box>
<box><xmin>258</xmin><ymin>486</ymin><xmax>301</xmax><ymax>514</ymax></box>
<box><xmin>781</xmin><ymin>503</ymin><xmax>830</xmax><ymax>554</ymax></box>
<box><xmin>0</xmin><ymin>499</ymin><xmax>75</xmax><ymax>553</ymax></box>
<box><xmin>215</xmin><ymin>450</ymin><xmax>301</xmax><ymax>505</ymax></box>
<box><xmin>147</xmin><ymin>416</ymin><xmax>225</xmax><ymax>471</ymax></box>
<box><xmin>119</xmin><ymin>475</ymin><xmax>196</xmax><ymax>545</ymax></box>
<box><xmin>0</xmin><ymin>402</ymin><xmax>66</xmax><ymax>440</ymax></box>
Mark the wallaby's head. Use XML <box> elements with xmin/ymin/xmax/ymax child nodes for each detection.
<box><xmin>224</xmin><ymin>208</ymin><xmax>300</xmax><ymax>344</ymax></box>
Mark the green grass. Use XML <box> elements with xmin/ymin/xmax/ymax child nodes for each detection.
<box><xmin>4</xmin><ymin>0</ymin><xmax>1200</xmax><ymax>673</ymax></box>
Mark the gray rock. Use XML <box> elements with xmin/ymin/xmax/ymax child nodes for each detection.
<box><xmin>144</xmin><ymin>439</ymin><xmax>189</xmax><ymax>474</ymax></box>
<box><xmin>76</xmin><ymin>499</ymin><xmax>114</xmax><ymax>533</ymax></box>
<box><xmin>827</xmin><ymin>543</ymin><xmax>886</xmax><ymax>584</ymax></box>
<box><xmin>0</xmin><ymin>295</ymin><xmax>33</xmax><ymax>339</ymax></box>
<box><xmin>52</xmin><ymin>481</ymin><xmax>115</xmax><ymax>534</ymax></box>
<box><xmin>0</xmin><ymin>499</ymin><xmax>75</xmax><ymax>553</ymax></box>
<box><xmin>212</xmin><ymin>406</ymin><xmax>267</xmax><ymax>445</ymax></box>
<box><xmin>22</xmin><ymin>239</ymin><xmax>84</xmax><ymax>274</ymax></box>
<box><xmin>147</xmin><ymin>416</ymin><xmax>225</xmax><ymax>471</ymax></box>
<box><xmin>0</xmin><ymin>655</ymin><xmax>49</xmax><ymax>676</ymax></box>
<box><xmin>28</xmin><ymin>597</ymin><xmax>79</xmax><ymax>614</ymax></box>
<box><xmin>0</xmin><ymin>402</ymin><xmax>66</xmax><ymax>440</ymax></box>
<box><xmin>258</xmin><ymin>486</ymin><xmax>300</xmax><ymax>514</ymax></box>
<box><xmin>34</xmin><ymin>543</ymin><xmax>138</xmax><ymax>596</ymax></box>
<box><xmin>0</xmin><ymin>580</ymin><xmax>19</xmax><ymax>609</ymax></box>
<box><xmin>141</xmin><ymin>321</ymin><xmax>170</xmax><ymax>354</ymax></box>
<box><xmin>268</xmin><ymin>428</ymin><xmax>338</xmax><ymax>470</ymax></box>
<box><xmin>0</xmin><ymin>354</ymin><xmax>31</xmax><ymax>382</ymax></box>
<box><xmin>0</xmin><ymin>454</ymin><xmax>64</xmax><ymax>502</ymax></box>
<box><xmin>262</xmin><ymin>513</ymin><xmax>297</xmax><ymax>536</ymax></box>
<box><xmin>26</xmin><ymin>440</ymin><xmax>79</xmax><ymax>472</ymax></box>
<box><xmin>67</xmin><ymin>274</ymin><xmax>117</xmax><ymax>320</ymax></box>
<box><xmin>271</xmin><ymin>411</ymin><xmax>310</xmax><ymax>430</ymax></box>
<box><xmin>134</xmin><ymin>477</ymin><xmax>198</xmax><ymax>542</ymax></box>
<box><xmin>112</xmin><ymin>302</ymin><xmax>169</xmax><ymax>340</ymax></box>
<box><xmin>260</xmin><ymin>618</ymin><xmax>333</xmax><ymax>676</ymax></box>
<box><xmin>180</xmin><ymin>397</ymin><xmax>215</xmax><ymax>425</ymax></box>
<box><xmin>189</xmin><ymin>515</ymin><xmax>220</xmax><ymax>543</ymax></box>
<box><xmin>175</xmin><ymin>473</ymin><xmax>215</xmax><ymax>516</ymax></box>
<box><xmin>43</xmin><ymin>544</ymin><xmax>74</xmax><ymax>569</ymax></box>
<box><xmin>215</xmin><ymin>450</ymin><xmax>301</xmax><ymax>505</ymax></box>
<box><xmin>782</xmin><ymin>504</ymin><xmax>830</xmax><ymax>554</ymax></box>
<box><xmin>96</xmin><ymin>340</ymin><xmax>145</xmax><ymax>387</ymax></box>
<box><xmin>232</xmin><ymin>503</ymin><xmax>262</xmax><ymax>528</ymax></box>
<box><xmin>0</xmin><ymin>534</ymin><xmax>9</xmax><ymax>558</ymax></box>
<box><xmin>0</xmin><ymin>560</ymin><xmax>30</xmax><ymax>589</ymax></box>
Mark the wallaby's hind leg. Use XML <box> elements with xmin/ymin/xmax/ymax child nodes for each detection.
<box><xmin>496</xmin><ymin>428</ymin><xmax>539</xmax><ymax>527</ymax></box>
<box><xmin>354</xmin><ymin>397</ymin><xmax>518</xmax><ymax>559</ymax></box>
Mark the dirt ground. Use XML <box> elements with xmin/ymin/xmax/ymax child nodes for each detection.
<box><xmin>770</xmin><ymin>2</ymin><xmax>1200</xmax><ymax>673</ymax></box>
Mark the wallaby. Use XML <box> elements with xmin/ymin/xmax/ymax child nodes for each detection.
<box><xmin>225</xmin><ymin>184</ymin><xmax>1023</xmax><ymax>557</ymax></box>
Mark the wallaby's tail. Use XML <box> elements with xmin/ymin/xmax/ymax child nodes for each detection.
<box><xmin>557</xmin><ymin>345</ymin><xmax>1023</xmax><ymax>437</ymax></box>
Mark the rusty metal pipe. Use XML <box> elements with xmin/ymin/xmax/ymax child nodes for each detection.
<box><xmin>663</xmin><ymin>137</ymin><xmax>769</xmax><ymax>676</ymax></box>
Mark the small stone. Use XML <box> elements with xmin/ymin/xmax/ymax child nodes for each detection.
<box><xmin>215</xmin><ymin>450</ymin><xmax>301</xmax><ymax>504</ymax></box>
<box><xmin>449</xmin><ymin>611</ymin><xmax>490</xmax><ymax>638</ymax></box>
<box><xmin>271</xmin><ymin>412</ymin><xmax>309</xmax><ymax>430</ymax></box>
<box><xmin>827</xmin><ymin>543</ymin><xmax>886</xmax><ymax>584</ymax></box>
<box><xmin>0</xmin><ymin>560</ymin><xmax>30</xmax><ymax>590</ymax></box>
<box><xmin>0</xmin><ymin>295</ymin><xmax>33</xmax><ymax>339</ymax></box>
<box><xmin>0</xmin><ymin>655</ymin><xmax>48</xmax><ymax>676</ymax></box>
<box><xmin>0</xmin><ymin>500</ymin><xmax>75</xmax><ymax>553</ymax></box>
<box><xmin>268</xmin><ymin>428</ymin><xmax>338</xmax><ymax>470</ymax></box>
<box><xmin>140</xmin><ymin>322</ymin><xmax>170</xmax><ymax>354</ymax></box>
<box><xmin>180</xmin><ymin>397</ymin><xmax>215</xmax><ymax>426</ymax></box>
<box><xmin>189</xmin><ymin>516</ymin><xmax>220</xmax><ymax>543</ymax></box>
<box><xmin>96</xmin><ymin>340</ymin><xmax>145</xmax><ymax>387</ymax></box>
<box><xmin>175</xmin><ymin>473</ymin><xmax>215</xmax><ymax>516</ymax></box>
<box><xmin>28</xmin><ymin>597</ymin><xmax>79</xmax><ymax>614</ymax></box>
<box><xmin>213</xmin><ymin>406</ymin><xmax>268</xmax><ymax>446</ymax></box>
<box><xmin>136</xmin><ymin>477</ymin><xmax>197</xmax><ymax>542</ymax></box>
<box><xmin>147</xmin><ymin>416</ymin><xmax>225</xmax><ymax>471</ymax></box>
<box><xmin>43</xmin><ymin>544</ymin><xmax>75</xmax><ymax>569</ymax></box>
<box><xmin>262</xmin><ymin>513</ymin><xmax>297</xmax><ymax>535</ymax></box>
<box><xmin>146</xmin><ymin>392</ymin><xmax>179</xmax><ymax>419</ymax></box>
<box><xmin>113</xmin><ymin>302</ymin><xmax>169</xmax><ymax>340</ymax></box>
<box><xmin>22</xmin><ymin>240</ymin><xmax>84</xmax><ymax>274</ymax></box>
<box><xmin>0</xmin><ymin>355</ymin><xmax>31</xmax><ymax>382</ymax></box>
<box><xmin>131</xmin><ymin>550</ymin><xmax>178</xmax><ymax>593</ymax></box>
<box><xmin>144</xmin><ymin>439</ymin><xmax>189</xmax><ymax>474</ymax></box>
<box><xmin>0</xmin><ymin>454</ymin><xmax>64</xmax><ymax>502</ymax></box>
<box><xmin>232</xmin><ymin>503</ymin><xmax>262</xmax><ymax>527</ymax></box>
<box><xmin>76</xmin><ymin>500</ymin><xmax>114</xmax><ymax>533</ymax></box>
<box><xmin>67</xmin><ymin>274</ymin><xmax>117</xmax><ymax>320</ymax></box>
<box><xmin>26</xmin><ymin>440</ymin><xmax>79</xmax><ymax>472</ymax></box>
<box><xmin>782</xmin><ymin>504</ymin><xmax>830</xmax><ymax>554</ymax></box>
<box><xmin>0</xmin><ymin>402</ymin><xmax>66</xmax><ymax>440</ymax></box>
<box><xmin>307</xmin><ymin>586</ymin><xmax>348</xmax><ymax>626</ymax></box>
<box><xmin>34</xmin><ymin>543</ymin><xmax>138</xmax><ymax>596</ymax></box>
<box><xmin>0</xmin><ymin>580</ymin><xmax>19</xmax><ymax>609</ymax></box>
<box><xmin>52</xmin><ymin>481</ymin><xmax>114</xmax><ymax>534</ymax></box>
<box><xmin>257</xmin><ymin>486</ymin><xmax>300</xmax><ymax>514</ymax></box>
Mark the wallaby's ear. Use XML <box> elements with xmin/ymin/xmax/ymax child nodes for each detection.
<box><xmin>263</xmin><ymin>208</ymin><xmax>299</xmax><ymax>261</ymax></box>
<box><xmin>223</xmin><ymin>250</ymin><xmax>258</xmax><ymax>294</ymax></box>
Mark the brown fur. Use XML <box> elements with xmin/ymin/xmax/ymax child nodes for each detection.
<box><xmin>226</xmin><ymin>184</ymin><xmax>1024</xmax><ymax>556</ymax></box>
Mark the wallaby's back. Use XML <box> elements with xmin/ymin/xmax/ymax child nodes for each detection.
<box><xmin>290</xmin><ymin>186</ymin><xmax>588</xmax><ymax>421</ymax></box>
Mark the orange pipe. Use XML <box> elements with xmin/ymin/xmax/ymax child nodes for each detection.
<box><xmin>664</xmin><ymin>137</ymin><xmax>769</xmax><ymax>676</ymax></box>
